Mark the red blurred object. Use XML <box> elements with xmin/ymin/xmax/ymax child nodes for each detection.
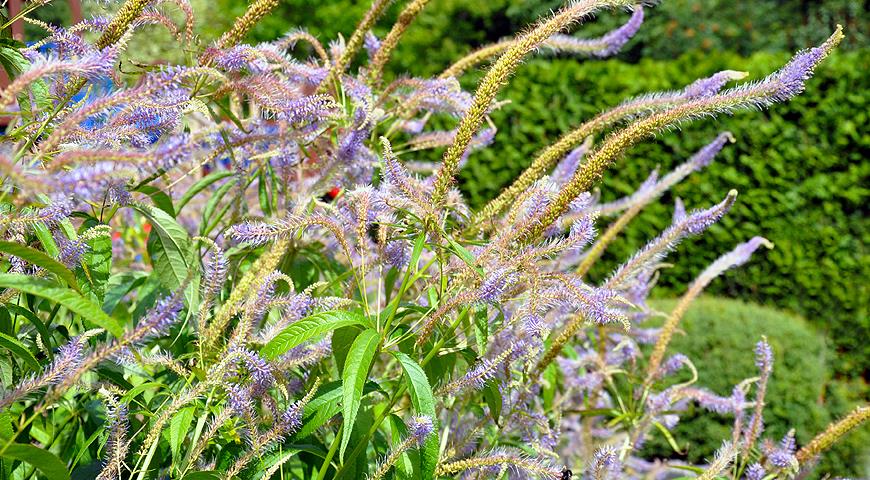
<box><xmin>327</xmin><ymin>186</ymin><xmax>341</xmax><ymax>199</ymax></box>
<box><xmin>143</xmin><ymin>222</ymin><xmax>152</xmax><ymax>234</ymax></box>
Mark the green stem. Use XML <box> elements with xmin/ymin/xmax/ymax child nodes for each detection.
<box><xmin>316</xmin><ymin>424</ymin><xmax>343</xmax><ymax>480</ymax></box>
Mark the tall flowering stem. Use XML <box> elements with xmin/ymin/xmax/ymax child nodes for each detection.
<box><xmin>441</xmin><ymin>6</ymin><xmax>644</xmax><ymax>78</ymax></box>
<box><xmin>431</xmin><ymin>0</ymin><xmax>635</xmax><ymax>207</ymax></box>
<box><xmin>368</xmin><ymin>0</ymin><xmax>433</xmax><ymax>84</ymax></box>
<box><xmin>216</xmin><ymin>0</ymin><xmax>280</xmax><ymax>49</ymax></box>
<box><xmin>517</xmin><ymin>26</ymin><xmax>843</xmax><ymax>243</ymax></box>
<box><xmin>644</xmin><ymin>237</ymin><xmax>773</xmax><ymax>384</ymax></box>
<box><xmin>575</xmin><ymin>133</ymin><xmax>734</xmax><ymax>276</ymax></box>
<box><xmin>795</xmin><ymin>405</ymin><xmax>870</xmax><ymax>466</ymax></box>
<box><xmin>320</xmin><ymin>0</ymin><xmax>392</xmax><ymax>92</ymax></box>
<box><xmin>471</xmin><ymin>73</ymin><xmax>744</xmax><ymax>229</ymax></box>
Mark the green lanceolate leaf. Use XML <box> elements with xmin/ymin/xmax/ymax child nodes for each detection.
<box><xmin>3</xmin><ymin>305</ymin><xmax>52</xmax><ymax>355</ymax></box>
<box><xmin>133</xmin><ymin>204</ymin><xmax>193</xmax><ymax>293</ymax></box>
<box><xmin>392</xmin><ymin>352</ymin><xmax>438</xmax><ymax>480</ymax></box>
<box><xmin>0</xmin><ymin>444</ymin><xmax>70</xmax><ymax>480</ymax></box>
<box><xmin>0</xmin><ymin>274</ymin><xmax>123</xmax><ymax>337</ymax></box>
<box><xmin>171</xmin><ymin>406</ymin><xmax>196</xmax><ymax>462</ymax></box>
<box><xmin>340</xmin><ymin>328</ymin><xmax>380</xmax><ymax>460</ymax></box>
<box><xmin>0</xmin><ymin>332</ymin><xmax>40</xmax><ymax>370</ymax></box>
<box><xmin>0</xmin><ymin>241</ymin><xmax>79</xmax><ymax>292</ymax></box>
<box><xmin>176</xmin><ymin>171</ymin><xmax>233</xmax><ymax>212</ymax></box>
<box><xmin>135</xmin><ymin>185</ymin><xmax>176</xmax><ymax>216</ymax></box>
<box><xmin>261</xmin><ymin>310</ymin><xmax>368</xmax><ymax>360</ymax></box>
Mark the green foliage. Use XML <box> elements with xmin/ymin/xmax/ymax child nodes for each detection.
<box><xmin>644</xmin><ymin>297</ymin><xmax>869</xmax><ymax>477</ymax></box>
<box><xmin>458</xmin><ymin>48</ymin><xmax>869</xmax><ymax>376</ymax></box>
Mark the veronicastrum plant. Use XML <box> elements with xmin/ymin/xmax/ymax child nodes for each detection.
<box><xmin>0</xmin><ymin>0</ymin><xmax>865</xmax><ymax>479</ymax></box>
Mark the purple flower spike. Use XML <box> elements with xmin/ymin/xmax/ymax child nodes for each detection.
<box><xmin>364</xmin><ymin>31</ymin><xmax>381</xmax><ymax>59</ymax></box>
<box><xmin>230</xmin><ymin>347</ymin><xmax>275</xmax><ymax>397</ymax></box>
<box><xmin>226</xmin><ymin>383</ymin><xmax>253</xmax><ymax>417</ymax></box>
<box><xmin>591</xmin><ymin>445</ymin><xmax>621</xmax><ymax>477</ymax></box>
<box><xmin>595</xmin><ymin>6</ymin><xmax>644</xmax><ymax>57</ymax></box>
<box><xmin>683</xmin><ymin>70</ymin><xmax>748</xmax><ymax>99</ymax></box>
<box><xmin>278</xmin><ymin>94</ymin><xmax>337</xmax><ymax>125</ymax></box>
<box><xmin>685</xmin><ymin>190</ymin><xmax>737</xmax><ymax>234</ymax></box>
<box><xmin>133</xmin><ymin>293</ymin><xmax>184</xmax><ymax>343</ymax></box>
<box><xmin>755</xmin><ymin>339</ymin><xmax>774</xmax><ymax>373</ymax></box>
<box><xmin>57</xmin><ymin>236</ymin><xmax>90</xmax><ymax>268</ymax></box>
<box><xmin>279</xmin><ymin>403</ymin><xmax>303</xmax><ymax>433</ymax></box>
<box><xmin>408</xmin><ymin>416</ymin><xmax>434</xmax><ymax>445</ymax></box>
<box><xmin>383</xmin><ymin>240</ymin><xmax>409</xmax><ymax>269</ymax></box>
<box><xmin>745</xmin><ymin>463</ymin><xmax>766</xmax><ymax>480</ymax></box>
<box><xmin>689</xmin><ymin>132</ymin><xmax>734</xmax><ymax>169</ymax></box>
<box><xmin>476</xmin><ymin>268</ymin><xmax>518</xmax><ymax>304</ymax></box>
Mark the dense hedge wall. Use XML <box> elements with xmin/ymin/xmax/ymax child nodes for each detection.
<box><xmin>457</xmin><ymin>49</ymin><xmax>868</xmax><ymax>377</ymax></box>
<box><xmin>644</xmin><ymin>297</ymin><xmax>868</xmax><ymax>477</ymax></box>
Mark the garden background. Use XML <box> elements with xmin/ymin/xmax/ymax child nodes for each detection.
<box><xmin>25</xmin><ymin>0</ymin><xmax>870</xmax><ymax>475</ymax></box>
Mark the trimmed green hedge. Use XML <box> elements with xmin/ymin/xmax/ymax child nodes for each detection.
<box><xmin>457</xmin><ymin>49</ymin><xmax>868</xmax><ymax>376</ymax></box>
<box><xmin>644</xmin><ymin>297</ymin><xmax>869</xmax><ymax>477</ymax></box>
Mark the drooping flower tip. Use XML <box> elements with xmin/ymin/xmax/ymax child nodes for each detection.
<box><xmin>661</xmin><ymin>353</ymin><xmax>689</xmax><ymax>376</ymax></box>
<box><xmin>684</xmin><ymin>189</ymin><xmax>737</xmax><ymax>235</ymax></box>
<box><xmin>408</xmin><ymin>416</ymin><xmax>434</xmax><ymax>444</ymax></box>
<box><xmin>596</xmin><ymin>6</ymin><xmax>644</xmax><ymax>57</ymax></box>
<box><xmin>730</xmin><ymin>236</ymin><xmax>774</xmax><ymax>266</ymax></box>
<box><xmin>768</xmin><ymin>25</ymin><xmax>844</xmax><ymax>102</ymax></box>
<box><xmin>683</xmin><ymin>70</ymin><xmax>748</xmax><ymax>99</ymax></box>
<box><xmin>689</xmin><ymin>131</ymin><xmax>735</xmax><ymax>169</ymax></box>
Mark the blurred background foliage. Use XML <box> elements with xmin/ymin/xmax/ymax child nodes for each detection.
<box><xmin>646</xmin><ymin>298</ymin><xmax>869</xmax><ymax>477</ymax></box>
<box><xmin>51</xmin><ymin>0</ymin><xmax>868</xmax><ymax>474</ymax></box>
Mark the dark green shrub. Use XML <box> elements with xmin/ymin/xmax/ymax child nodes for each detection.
<box><xmin>457</xmin><ymin>49</ymin><xmax>868</xmax><ymax>376</ymax></box>
<box><xmin>644</xmin><ymin>297</ymin><xmax>869</xmax><ymax>477</ymax></box>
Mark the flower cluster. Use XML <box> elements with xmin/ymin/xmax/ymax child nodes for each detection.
<box><xmin>0</xmin><ymin>1</ymin><xmax>860</xmax><ymax>480</ymax></box>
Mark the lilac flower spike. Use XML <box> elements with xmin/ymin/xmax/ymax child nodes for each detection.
<box><xmin>683</xmin><ymin>71</ymin><xmax>749</xmax><ymax>99</ymax></box>
<box><xmin>0</xmin><ymin>336</ymin><xmax>85</xmax><ymax>408</ymax></box>
<box><xmin>768</xmin><ymin>430</ymin><xmax>798</xmax><ymax>469</ymax></box>
<box><xmin>127</xmin><ymin>291</ymin><xmax>185</xmax><ymax>345</ymax></box>
<box><xmin>408</xmin><ymin>416</ymin><xmax>434</xmax><ymax>444</ymax></box>
<box><xmin>608</xmin><ymin>190</ymin><xmax>738</xmax><ymax>288</ymax></box>
<box><xmin>476</xmin><ymin>268</ymin><xmax>518</xmax><ymax>304</ymax></box>
<box><xmin>767</xmin><ymin>27</ymin><xmax>843</xmax><ymax>102</ymax></box>
<box><xmin>546</xmin><ymin>6</ymin><xmax>644</xmax><ymax>58</ymax></box>
<box><xmin>684</xmin><ymin>236</ymin><xmax>773</xmax><ymax>295</ymax></box>
<box><xmin>364</xmin><ymin>31</ymin><xmax>381</xmax><ymax>59</ymax></box>
<box><xmin>590</xmin><ymin>445</ymin><xmax>621</xmax><ymax>479</ymax></box>
<box><xmin>685</xmin><ymin>190</ymin><xmax>739</xmax><ymax>234</ymax></box>
<box><xmin>745</xmin><ymin>463</ymin><xmax>766</xmax><ymax>480</ymax></box>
